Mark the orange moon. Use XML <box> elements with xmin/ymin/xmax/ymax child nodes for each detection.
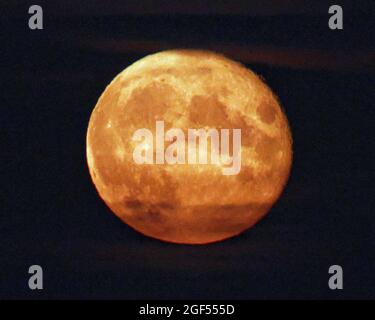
<box><xmin>86</xmin><ymin>50</ymin><xmax>292</xmax><ymax>244</ymax></box>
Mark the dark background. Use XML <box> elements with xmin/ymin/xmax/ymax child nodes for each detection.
<box><xmin>1</xmin><ymin>1</ymin><xmax>374</xmax><ymax>299</ymax></box>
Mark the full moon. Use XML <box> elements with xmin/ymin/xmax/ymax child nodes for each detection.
<box><xmin>86</xmin><ymin>49</ymin><xmax>292</xmax><ymax>244</ymax></box>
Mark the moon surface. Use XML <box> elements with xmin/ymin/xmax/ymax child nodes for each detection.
<box><xmin>86</xmin><ymin>49</ymin><xmax>292</xmax><ymax>244</ymax></box>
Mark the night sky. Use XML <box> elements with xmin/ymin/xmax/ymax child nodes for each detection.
<box><xmin>1</xmin><ymin>1</ymin><xmax>374</xmax><ymax>299</ymax></box>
